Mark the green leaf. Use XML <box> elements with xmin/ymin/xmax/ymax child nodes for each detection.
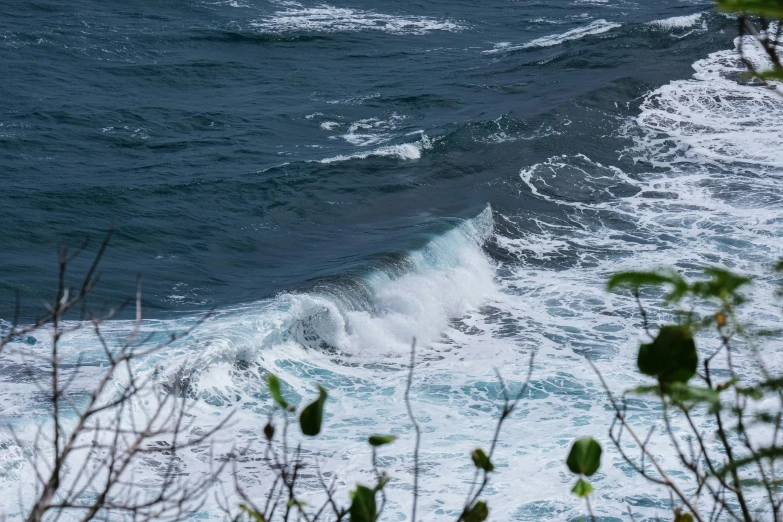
<box><xmin>239</xmin><ymin>504</ymin><xmax>267</xmax><ymax>522</ymax></box>
<box><xmin>674</xmin><ymin>512</ymin><xmax>694</xmax><ymax>522</ymax></box>
<box><xmin>267</xmin><ymin>375</ymin><xmax>288</xmax><ymax>409</ymax></box>
<box><xmin>754</xmin><ymin>412</ymin><xmax>777</xmax><ymax>424</ymax></box>
<box><xmin>349</xmin><ymin>485</ymin><xmax>377</xmax><ymax>522</ymax></box>
<box><xmin>755</xmin><ymin>68</ymin><xmax>783</xmax><ymax>82</ymax></box>
<box><xmin>737</xmin><ymin>386</ymin><xmax>764</xmax><ymax>401</ymax></box>
<box><xmin>716</xmin><ymin>0</ymin><xmax>783</xmax><ymax>18</ymax></box>
<box><xmin>627</xmin><ymin>385</ymin><xmax>660</xmax><ymax>395</ymax></box>
<box><xmin>462</xmin><ymin>501</ymin><xmax>489</xmax><ymax>522</ymax></box>
<box><xmin>471</xmin><ymin>448</ymin><xmax>495</xmax><ymax>472</ymax></box>
<box><xmin>566</xmin><ymin>437</ymin><xmax>602</xmax><ymax>477</ymax></box>
<box><xmin>665</xmin><ymin>383</ymin><xmax>721</xmax><ymax>412</ymax></box>
<box><xmin>757</xmin><ymin>377</ymin><xmax>783</xmax><ymax>391</ymax></box>
<box><xmin>368</xmin><ymin>434</ymin><xmax>397</xmax><ymax>447</ymax></box>
<box><xmin>691</xmin><ymin>267</ymin><xmax>751</xmax><ymax>305</ymax></box>
<box><xmin>638</xmin><ymin>326</ymin><xmax>698</xmax><ymax>383</ymax></box>
<box><xmin>739</xmin><ymin>477</ymin><xmax>783</xmax><ymax>487</ymax></box>
<box><xmin>607</xmin><ymin>269</ymin><xmax>688</xmax><ymax>302</ymax></box>
<box><xmin>727</xmin><ymin>379</ymin><xmax>783</xmax><ymax>404</ymax></box>
<box><xmin>628</xmin><ymin>383</ymin><xmax>721</xmax><ymax>411</ymax></box>
<box><xmin>299</xmin><ymin>385</ymin><xmax>327</xmax><ymax>436</ymax></box>
<box><xmin>571</xmin><ymin>478</ymin><xmax>593</xmax><ymax>498</ymax></box>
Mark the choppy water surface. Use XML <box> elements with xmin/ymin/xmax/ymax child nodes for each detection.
<box><xmin>2</xmin><ymin>0</ymin><xmax>783</xmax><ymax>519</ymax></box>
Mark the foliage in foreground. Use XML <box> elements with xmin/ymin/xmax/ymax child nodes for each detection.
<box><xmin>716</xmin><ymin>0</ymin><xmax>783</xmax><ymax>86</ymax></box>
<box><xmin>572</xmin><ymin>262</ymin><xmax>783</xmax><ymax>522</ymax></box>
<box><xmin>233</xmin><ymin>344</ymin><xmax>534</xmax><ymax>522</ymax></box>
<box><xmin>0</xmin><ymin>233</ymin><xmax>231</xmax><ymax>522</ymax></box>
<box><xmin>8</xmin><ymin>236</ymin><xmax>783</xmax><ymax>522</ymax></box>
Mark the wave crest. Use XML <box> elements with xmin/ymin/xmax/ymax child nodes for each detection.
<box><xmin>318</xmin><ymin>134</ymin><xmax>432</xmax><ymax>163</ymax></box>
<box><xmin>484</xmin><ymin>19</ymin><xmax>620</xmax><ymax>54</ymax></box>
<box><xmin>251</xmin><ymin>4</ymin><xmax>464</xmax><ymax>35</ymax></box>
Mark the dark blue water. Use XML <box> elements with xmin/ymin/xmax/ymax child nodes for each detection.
<box><xmin>0</xmin><ymin>0</ymin><xmax>727</xmax><ymax>317</ymax></box>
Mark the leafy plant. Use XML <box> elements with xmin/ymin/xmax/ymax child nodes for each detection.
<box><xmin>235</xmin><ymin>346</ymin><xmax>534</xmax><ymax>522</ymax></box>
<box><xmin>299</xmin><ymin>385</ymin><xmax>327</xmax><ymax>436</ymax></box>
<box><xmin>575</xmin><ymin>262</ymin><xmax>783</xmax><ymax>521</ymax></box>
<box><xmin>715</xmin><ymin>0</ymin><xmax>783</xmax><ymax>85</ymax></box>
<box><xmin>636</xmin><ymin>325</ymin><xmax>697</xmax><ymax>383</ymax></box>
<box><xmin>565</xmin><ymin>437</ymin><xmax>602</xmax><ymax>521</ymax></box>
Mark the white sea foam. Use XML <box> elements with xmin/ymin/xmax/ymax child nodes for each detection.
<box><xmin>318</xmin><ymin>141</ymin><xmax>424</xmax><ymax>163</ymax></box>
<box><xmin>529</xmin><ymin>17</ymin><xmax>566</xmax><ymax>25</ymax></box>
<box><xmin>484</xmin><ymin>19</ymin><xmax>621</xmax><ymax>54</ymax></box>
<box><xmin>165</xmin><ymin>282</ymin><xmax>211</xmax><ymax>306</ymax></box>
<box><xmin>251</xmin><ymin>5</ymin><xmax>464</xmax><ymax>35</ymax></box>
<box><xmin>339</xmin><ymin>113</ymin><xmax>405</xmax><ymax>146</ymax></box>
<box><xmin>647</xmin><ymin>12</ymin><xmax>704</xmax><ymax>29</ymax></box>
<box><xmin>646</xmin><ymin>12</ymin><xmax>708</xmax><ymax>39</ymax></box>
<box><xmin>474</xmin><ymin>116</ymin><xmax>564</xmax><ymax>144</ymax></box>
<box><xmin>628</xmin><ymin>36</ymin><xmax>783</xmax><ymax>169</ymax></box>
<box><xmin>319</xmin><ymin>121</ymin><xmax>340</xmax><ymax>131</ymax></box>
<box><xmin>325</xmin><ymin>92</ymin><xmax>380</xmax><ymax>105</ymax></box>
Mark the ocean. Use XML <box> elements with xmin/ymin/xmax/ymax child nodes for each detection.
<box><xmin>2</xmin><ymin>0</ymin><xmax>782</xmax><ymax>519</ymax></box>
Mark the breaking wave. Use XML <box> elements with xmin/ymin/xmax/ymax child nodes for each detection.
<box><xmin>318</xmin><ymin>134</ymin><xmax>432</xmax><ymax>163</ymax></box>
<box><xmin>251</xmin><ymin>4</ymin><xmax>464</xmax><ymax>35</ymax></box>
<box><xmin>485</xmin><ymin>19</ymin><xmax>621</xmax><ymax>53</ymax></box>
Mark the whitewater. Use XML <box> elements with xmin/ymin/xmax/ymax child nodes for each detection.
<box><xmin>2</xmin><ymin>1</ymin><xmax>783</xmax><ymax>520</ymax></box>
